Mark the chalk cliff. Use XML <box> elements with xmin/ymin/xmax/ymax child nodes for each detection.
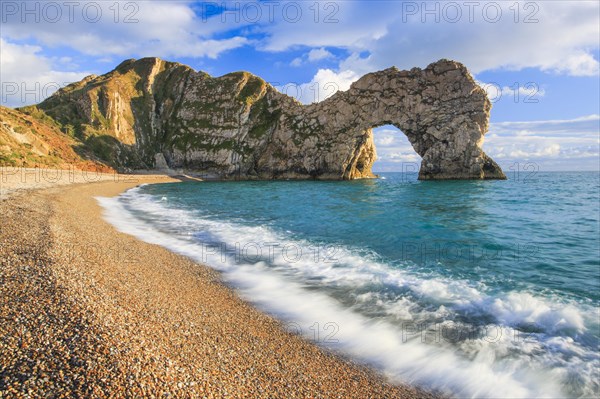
<box><xmin>21</xmin><ymin>57</ymin><xmax>504</xmax><ymax>179</ymax></box>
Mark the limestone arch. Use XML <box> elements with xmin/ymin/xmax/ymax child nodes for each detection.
<box><xmin>300</xmin><ymin>60</ymin><xmax>506</xmax><ymax>180</ymax></box>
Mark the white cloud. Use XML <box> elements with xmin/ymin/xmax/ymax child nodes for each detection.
<box><xmin>307</xmin><ymin>48</ymin><xmax>333</xmax><ymax>62</ymax></box>
<box><xmin>290</xmin><ymin>47</ymin><xmax>335</xmax><ymax>67</ymax></box>
<box><xmin>379</xmin><ymin>151</ymin><xmax>420</xmax><ymax>163</ymax></box>
<box><xmin>0</xmin><ymin>38</ymin><xmax>90</xmax><ymax>107</ymax></box>
<box><xmin>484</xmin><ymin>115</ymin><xmax>600</xmax><ymax>169</ymax></box>
<box><xmin>508</xmin><ymin>144</ymin><xmax>561</xmax><ymax>159</ymax></box>
<box><xmin>370</xmin><ymin>117</ymin><xmax>599</xmax><ymax>172</ymax></box>
<box><xmin>278</xmin><ymin>68</ymin><xmax>360</xmax><ymax>104</ymax></box>
<box><xmin>259</xmin><ymin>2</ymin><xmax>391</xmax><ymax>52</ymax></box>
<box><xmin>371</xmin><ymin>126</ymin><xmax>421</xmax><ymax>171</ymax></box>
<box><xmin>290</xmin><ymin>57</ymin><xmax>303</xmax><ymax>67</ymax></box>
<box><xmin>1</xmin><ymin>1</ymin><xmax>248</xmax><ymax>59</ymax></box>
<box><xmin>375</xmin><ymin>132</ymin><xmax>396</xmax><ymax>146</ymax></box>
<box><xmin>261</xmin><ymin>1</ymin><xmax>599</xmax><ymax>78</ymax></box>
<box><xmin>547</xmin><ymin>50</ymin><xmax>600</xmax><ymax>77</ymax></box>
<box><xmin>3</xmin><ymin>1</ymin><xmax>597</xmax><ymax>78</ymax></box>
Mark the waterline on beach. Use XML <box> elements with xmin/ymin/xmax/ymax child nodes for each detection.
<box><xmin>98</xmin><ymin>173</ymin><xmax>600</xmax><ymax>398</ymax></box>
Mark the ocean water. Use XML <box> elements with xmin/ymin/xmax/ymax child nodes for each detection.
<box><xmin>98</xmin><ymin>172</ymin><xmax>600</xmax><ymax>398</ymax></box>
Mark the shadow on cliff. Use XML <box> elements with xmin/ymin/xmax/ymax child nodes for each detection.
<box><xmin>74</xmin><ymin>134</ymin><xmax>149</xmax><ymax>172</ymax></box>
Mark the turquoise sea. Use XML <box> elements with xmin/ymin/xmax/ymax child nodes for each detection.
<box><xmin>98</xmin><ymin>172</ymin><xmax>600</xmax><ymax>398</ymax></box>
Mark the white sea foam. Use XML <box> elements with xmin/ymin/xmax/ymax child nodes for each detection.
<box><xmin>489</xmin><ymin>292</ymin><xmax>586</xmax><ymax>334</ymax></box>
<box><xmin>96</xmin><ymin>188</ymin><xmax>600</xmax><ymax>398</ymax></box>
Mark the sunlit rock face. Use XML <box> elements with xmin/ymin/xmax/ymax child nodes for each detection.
<box><xmin>37</xmin><ymin>57</ymin><xmax>505</xmax><ymax>180</ymax></box>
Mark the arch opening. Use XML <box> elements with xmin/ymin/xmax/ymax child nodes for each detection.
<box><xmin>371</xmin><ymin>125</ymin><xmax>422</xmax><ymax>175</ymax></box>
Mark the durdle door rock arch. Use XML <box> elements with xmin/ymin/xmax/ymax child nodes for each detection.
<box><xmin>35</xmin><ymin>57</ymin><xmax>506</xmax><ymax>180</ymax></box>
<box><xmin>269</xmin><ymin>59</ymin><xmax>506</xmax><ymax>180</ymax></box>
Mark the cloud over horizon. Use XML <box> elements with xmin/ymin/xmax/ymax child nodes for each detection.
<box><xmin>372</xmin><ymin>115</ymin><xmax>600</xmax><ymax>172</ymax></box>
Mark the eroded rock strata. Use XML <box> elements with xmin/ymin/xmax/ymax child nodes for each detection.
<box><xmin>33</xmin><ymin>57</ymin><xmax>505</xmax><ymax>180</ymax></box>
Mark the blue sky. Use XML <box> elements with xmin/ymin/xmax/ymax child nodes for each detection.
<box><xmin>1</xmin><ymin>0</ymin><xmax>598</xmax><ymax>171</ymax></box>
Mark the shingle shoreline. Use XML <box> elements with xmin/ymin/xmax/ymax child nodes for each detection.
<box><xmin>0</xmin><ymin>179</ymin><xmax>436</xmax><ymax>398</ymax></box>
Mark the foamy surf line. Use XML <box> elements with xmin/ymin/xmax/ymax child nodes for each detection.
<box><xmin>96</xmin><ymin>186</ymin><xmax>599</xmax><ymax>398</ymax></box>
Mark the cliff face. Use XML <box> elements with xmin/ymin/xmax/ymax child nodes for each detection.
<box><xmin>32</xmin><ymin>57</ymin><xmax>505</xmax><ymax>180</ymax></box>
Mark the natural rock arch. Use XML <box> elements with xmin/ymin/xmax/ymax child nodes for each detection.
<box><xmin>37</xmin><ymin>57</ymin><xmax>506</xmax><ymax>180</ymax></box>
<box><xmin>257</xmin><ymin>60</ymin><xmax>506</xmax><ymax>180</ymax></box>
<box><xmin>357</xmin><ymin>124</ymin><xmax>421</xmax><ymax>173</ymax></box>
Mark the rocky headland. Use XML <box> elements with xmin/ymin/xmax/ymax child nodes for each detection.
<box><xmin>3</xmin><ymin>57</ymin><xmax>505</xmax><ymax>180</ymax></box>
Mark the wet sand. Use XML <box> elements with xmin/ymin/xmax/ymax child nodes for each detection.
<box><xmin>0</xmin><ymin>175</ymin><xmax>435</xmax><ymax>398</ymax></box>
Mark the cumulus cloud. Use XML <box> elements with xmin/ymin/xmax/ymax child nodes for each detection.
<box><xmin>2</xmin><ymin>1</ymin><xmax>598</xmax><ymax>77</ymax></box>
<box><xmin>307</xmin><ymin>48</ymin><xmax>334</xmax><ymax>62</ymax></box>
<box><xmin>4</xmin><ymin>1</ymin><xmax>597</xmax><ymax>78</ymax></box>
<box><xmin>262</xmin><ymin>1</ymin><xmax>599</xmax><ymax>77</ymax></box>
<box><xmin>278</xmin><ymin>68</ymin><xmax>360</xmax><ymax>104</ymax></box>
<box><xmin>547</xmin><ymin>50</ymin><xmax>600</xmax><ymax>77</ymax></box>
<box><xmin>0</xmin><ymin>38</ymin><xmax>90</xmax><ymax>107</ymax></box>
<box><xmin>290</xmin><ymin>47</ymin><xmax>335</xmax><ymax>66</ymax></box>
<box><xmin>0</xmin><ymin>1</ymin><xmax>248</xmax><ymax>59</ymax></box>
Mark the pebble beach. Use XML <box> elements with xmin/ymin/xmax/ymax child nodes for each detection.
<box><xmin>0</xmin><ymin>172</ymin><xmax>433</xmax><ymax>398</ymax></box>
